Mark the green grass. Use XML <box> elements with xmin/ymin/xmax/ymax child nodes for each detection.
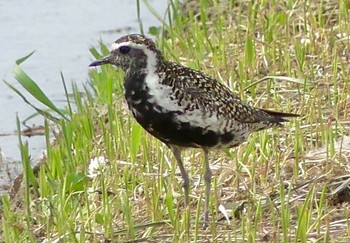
<box><xmin>1</xmin><ymin>0</ymin><xmax>350</xmax><ymax>242</ymax></box>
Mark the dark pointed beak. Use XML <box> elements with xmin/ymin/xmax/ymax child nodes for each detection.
<box><xmin>89</xmin><ymin>55</ymin><xmax>112</xmax><ymax>67</ymax></box>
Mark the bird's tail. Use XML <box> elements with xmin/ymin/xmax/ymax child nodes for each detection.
<box><xmin>249</xmin><ymin>108</ymin><xmax>299</xmax><ymax>131</ymax></box>
<box><xmin>260</xmin><ymin>108</ymin><xmax>300</xmax><ymax>123</ymax></box>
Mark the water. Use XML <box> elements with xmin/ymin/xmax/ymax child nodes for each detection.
<box><xmin>0</xmin><ymin>0</ymin><xmax>169</xmax><ymax>193</ymax></box>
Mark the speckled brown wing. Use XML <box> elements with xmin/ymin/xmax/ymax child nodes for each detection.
<box><xmin>163</xmin><ymin>63</ymin><xmax>257</xmax><ymax>120</ymax></box>
<box><xmin>164</xmin><ymin>62</ymin><xmax>297</xmax><ymax>129</ymax></box>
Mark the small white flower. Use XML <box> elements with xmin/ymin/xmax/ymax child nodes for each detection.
<box><xmin>87</xmin><ymin>156</ymin><xmax>108</xmax><ymax>179</ymax></box>
<box><xmin>300</xmin><ymin>37</ymin><xmax>311</xmax><ymax>45</ymax></box>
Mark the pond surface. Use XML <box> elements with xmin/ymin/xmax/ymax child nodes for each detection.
<box><xmin>0</xmin><ymin>0</ymin><xmax>169</xmax><ymax>193</ymax></box>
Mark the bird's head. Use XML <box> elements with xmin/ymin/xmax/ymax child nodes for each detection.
<box><xmin>89</xmin><ymin>34</ymin><xmax>162</xmax><ymax>73</ymax></box>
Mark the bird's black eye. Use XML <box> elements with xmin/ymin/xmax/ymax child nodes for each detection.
<box><xmin>119</xmin><ymin>46</ymin><xmax>131</xmax><ymax>54</ymax></box>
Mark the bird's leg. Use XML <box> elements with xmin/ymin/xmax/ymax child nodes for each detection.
<box><xmin>203</xmin><ymin>147</ymin><xmax>212</xmax><ymax>225</ymax></box>
<box><xmin>169</xmin><ymin>145</ymin><xmax>189</xmax><ymax>207</ymax></box>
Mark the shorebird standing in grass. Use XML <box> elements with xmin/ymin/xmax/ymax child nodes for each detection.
<box><xmin>90</xmin><ymin>34</ymin><xmax>298</xmax><ymax>225</ymax></box>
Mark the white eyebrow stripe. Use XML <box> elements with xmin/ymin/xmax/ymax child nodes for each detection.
<box><xmin>111</xmin><ymin>41</ymin><xmax>146</xmax><ymax>51</ymax></box>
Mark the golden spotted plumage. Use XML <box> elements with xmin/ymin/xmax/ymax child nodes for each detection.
<box><xmin>89</xmin><ymin>34</ymin><xmax>299</xmax><ymax>226</ymax></box>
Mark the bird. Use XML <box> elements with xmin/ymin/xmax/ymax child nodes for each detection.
<box><xmin>89</xmin><ymin>34</ymin><xmax>298</xmax><ymax>224</ymax></box>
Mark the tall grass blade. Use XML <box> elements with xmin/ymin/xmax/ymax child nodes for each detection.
<box><xmin>61</xmin><ymin>72</ymin><xmax>73</xmax><ymax>117</ymax></box>
<box><xmin>4</xmin><ymin>80</ymin><xmax>60</xmax><ymax>123</ymax></box>
<box><xmin>136</xmin><ymin>0</ymin><xmax>144</xmax><ymax>34</ymax></box>
<box><xmin>244</xmin><ymin>76</ymin><xmax>305</xmax><ymax>90</ymax></box>
<box><xmin>12</xmin><ymin>53</ymin><xmax>68</xmax><ymax>120</ymax></box>
<box><xmin>15</xmin><ymin>51</ymin><xmax>35</xmax><ymax>65</ymax></box>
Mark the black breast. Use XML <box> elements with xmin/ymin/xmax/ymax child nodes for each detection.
<box><xmin>124</xmin><ymin>72</ymin><xmax>222</xmax><ymax>148</ymax></box>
